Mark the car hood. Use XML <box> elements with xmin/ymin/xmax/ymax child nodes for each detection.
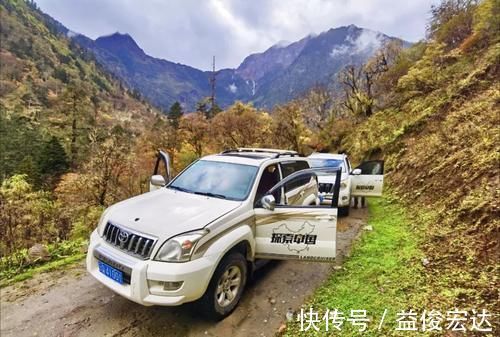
<box><xmin>318</xmin><ymin>172</ymin><xmax>348</xmax><ymax>184</ymax></box>
<box><xmin>102</xmin><ymin>188</ymin><xmax>242</xmax><ymax>240</ymax></box>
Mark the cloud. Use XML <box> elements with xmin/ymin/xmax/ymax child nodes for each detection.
<box><xmin>330</xmin><ymin>28</ymin><xmax>383</xmax><ymax>58</ymax></box>
<box><xmin>330</xmin><ymin>44</ymin><xmax>350</xmax><ymax>57</ymax></box>
<box><xmin>35</xmin><ymin>0</ymin><xmax>439</xmax><ymax>70</ymax></box>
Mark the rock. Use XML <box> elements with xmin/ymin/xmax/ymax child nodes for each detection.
<box><xmin>27</xmin><ymin>244</ymin><xmax>50</xmax><ymax>262</ymax></box>
<box><xmin>278</xmin><ymin>323</ymin><xmax>287</xmax><ymax>333</ymax></box>
<box><xmin>286</xmin><ymin>308</ymin><xmax>294</xmax><ymax>322</ymax></box>
<box><xmin>422</xmin><ymin>258</ymin><xmax>430</xmax><ymax>267</ymax></box>
<box><xmin>269</xmin><ymin>298</ymin><xmax>276</xmax><ymax>305</ymax></box>
<box><xmin>333</xmin><ymin>265</ymin><xmax>343</xmax><ymax>270</ymax></box>
<box><xmin>79</xmin><ymin>242</ymin><xmax>89</xmax><ymax>254</ymax></box>
<box><xmin>363</xmin><ymin>225</ymin><xmax>373</xmax><ymax>231</ymax></box>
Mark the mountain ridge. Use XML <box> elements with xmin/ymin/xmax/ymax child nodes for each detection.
<box><xmin>61</xmin><ymin>19</ymin><xmax>409</xmax><ymax>110</ymax></box>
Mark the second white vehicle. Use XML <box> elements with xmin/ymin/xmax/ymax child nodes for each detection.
<box><xmin>308</xmin><ymin>153</ymin><xmax>384</xmax><ymax>216</ymax></box>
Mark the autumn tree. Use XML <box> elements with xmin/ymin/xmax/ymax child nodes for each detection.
<box><xmin>338</xmin><ymin>65</ymin><xmax>373</xmax><ymax>117</ymax></box>
<box><xmin>301</xmin><ymin>85</ymin><xmax>334</xmax><ymax>131</ymax></box>
<box><xmin>460</xmin><ymin>0</ymin><xmax>500</xmax><ymax>51</ymax></box>
<box><xmin>180</xmin><ymin>112</ymin><xmax>209</xmax><ymax>157</ymax></box>
<box><xmin>0</xmin><ymin>175</ymin><xmax>62</xmax><ymax>255</ymax></box>
<box><xmin>339</xmin><ymin>41</ymin><xmax>404</xmax><ymax>117</ymax></box>
<box><xmin>272</xmin><ymin>101</ymin><xmax>310</xmax><ymax>153</ymax></box>
<box><xmin>146</xmin><ymin>115</ymin><xmax>179</xmax><ymax>166</ymax></box>
<box><xmin>77</xmin><ymin>126</ymin><xmax>133</xmax><ymax>207</ymax></box>
<box><xmin>428</xmin><ymin>0</ymin><xmax>477</xmax><ymax>49</ymax></box>
<box><xmin>211</xmin><ymin>102</ymin><xmax>272</xmax><ymax>150</ymax></box>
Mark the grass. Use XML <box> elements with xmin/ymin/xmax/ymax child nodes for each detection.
<box><xmin>284</xmin><ymin>196</ymin><xmax>428</xmax><ymax>336</ymax></box>
<box><xmin>0</xmin><ymin>239</ymin><xmax>88</xmax><ymax>288</ymax></box>
<box><xmin>0</xmin><ymin>253</ymin><xmax>85</xmax><ymax>288</ymax></box>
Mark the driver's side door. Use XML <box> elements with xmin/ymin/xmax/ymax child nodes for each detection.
<box><xmin>254</xmin><ymin>168</ymin><xmax>341</xmax><ymax>262</ymax></box>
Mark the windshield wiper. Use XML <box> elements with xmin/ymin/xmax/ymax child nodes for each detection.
<box><xmin>193</xmin><ymin>191</ymin><xmax>227</xmax><ymax>199</ymax></box>
<box><xmin>168</xmin><ymin>185</ymin><xmax>192</xmax><ymax>193</ymax></box>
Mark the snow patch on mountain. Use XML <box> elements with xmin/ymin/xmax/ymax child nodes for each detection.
<box><xmin>228</xmin><ymin>83</ymin><xmax>237</xmax><ymax>93</ymax></box>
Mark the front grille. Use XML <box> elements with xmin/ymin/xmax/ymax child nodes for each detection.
<box><xmin>103</xmin><ymin>222</ymin><xmax>156</xmax><ymax>259</ymax></box>
<box><xmin>319</xmin><ymin>183</ymin><xmax>333</xmax><ymax>193</ymax></box>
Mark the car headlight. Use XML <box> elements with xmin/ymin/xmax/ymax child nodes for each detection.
<box><xmin>155</xmin><ymin>229</ymin><xmax>208</xmax><ymax>262</ymax></box>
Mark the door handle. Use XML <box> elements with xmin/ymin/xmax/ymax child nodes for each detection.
<box><xmin>315</xmin><ymin>215</ymin><xmax>334</xmax><ymax>221</ymax></box>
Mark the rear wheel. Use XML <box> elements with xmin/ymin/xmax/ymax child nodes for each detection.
<box><xmin>199</xmin><ymin>253</ymin><xmax>247</xmax><ymax>320</ymax></box>
<box><xmin>339</xmin><ymin>206</ymin><xmax>350</xmax><ymax>217</ymax></box>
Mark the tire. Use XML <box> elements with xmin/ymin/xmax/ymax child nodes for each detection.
<box><xmin>339</xmin><ymin>206</ymin><xmax>350</xmax><ymax>217</ymax></box>
<box><xmin>199</xmin><ymin>253</ymin><xmax>247</xmax><ymax>320</ymax></box>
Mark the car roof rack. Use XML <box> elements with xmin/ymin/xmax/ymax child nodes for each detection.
<box><xmin>220</xmin><ymin>148</ymin><xmax>300</xmax><ymax>158</ymax></box>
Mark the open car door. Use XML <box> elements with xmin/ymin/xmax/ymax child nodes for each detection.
<box><xmin>254</xmin><ymin>167</ymin><xmax>341</xmax><ymax>262</ymax></box>
<box><xmin>350</xmin><ymin>160</ymin><xmax>384</xmax><ymax>197</ymax></box>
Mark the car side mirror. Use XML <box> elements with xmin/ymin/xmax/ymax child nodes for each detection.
<box><xmin>351</xmin><ymin>168</ymin><xmax>362</xmax><ymax>175</ymax></box>
<box><xmin>261</xmin><ymin>194</ymin><xmax>276</xmax><ymax>211</ymax></box>
<box><xmin>149</xmin><ymin>174</ymin><xmax>166</xmax><ymax>191</ymax></box>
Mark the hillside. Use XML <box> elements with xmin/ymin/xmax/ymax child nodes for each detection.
<box><xmin>337</xmin><ymin>1</ymin><xmax>499</xmax><ymax>312</ymax></box>
<box><xmin>72</xmin><ymin>25</ymin><xmax>407</xmax><ymax>110</ymax></box>
<box><xmin>0</xmin><ymin>0</ymin><xmax>166</xmax><ymax>258</ymax></box>
<box><xmin>0</xmin><ymin>0</ymin><xmax>160</xmax><ymax>151</ymax></box>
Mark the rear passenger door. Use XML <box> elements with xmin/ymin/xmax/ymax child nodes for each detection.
<box><xmin>280</xmin><ymin>160</ymin><xmax>316</xmax><ymax>206</ymax></box>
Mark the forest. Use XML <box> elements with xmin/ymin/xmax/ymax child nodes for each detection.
<box><xmin>0</xmin><ymin>0</ymin><xmax>498</xmax><ymax>314</ymax></box>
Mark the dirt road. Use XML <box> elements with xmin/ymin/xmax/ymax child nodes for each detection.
<box><xmin>0</xmin><ymin>208</ymin><xmax>367</xmax><ymax>337</ymax></box>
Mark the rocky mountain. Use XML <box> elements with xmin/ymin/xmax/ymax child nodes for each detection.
<box><xmin>72</xmin><ymin>25</ymin><xmax>408</xmax><ymax>111</ymax></box>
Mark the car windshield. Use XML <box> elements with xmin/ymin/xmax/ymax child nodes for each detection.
<box><xmin>168</xmin><ymin>160</ymin><xmax>258</xmax><ymax>201</ymax></box>
<box><xmin>309</xmin><ymin>158</ymin><xmax>345</xmax><ymax>172</ymax></box>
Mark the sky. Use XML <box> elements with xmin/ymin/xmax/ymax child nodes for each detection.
<box><xmin>35</xmin><ymin>0</ymin><xmax>439</xmax><ymax>70</ymax></box>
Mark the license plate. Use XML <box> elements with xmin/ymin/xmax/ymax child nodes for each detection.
<box><xmin>98</xmin><ymin>260</ymin><xmax>123</xmax><ymax>284</ymax></box>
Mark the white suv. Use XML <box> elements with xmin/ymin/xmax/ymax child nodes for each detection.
<box><xmin>87</xmin><ymin>148</ymin><xmax>343</xmax><ymax>319</ymax></box>
<box><xmin>308</xmin><ymin>153</ymin><xmax>385</xmax><ymax>216</ymax></box>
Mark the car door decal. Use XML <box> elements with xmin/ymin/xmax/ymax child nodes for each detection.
<box><xmin>270</xmin><ymin>221</ymin><xmax>317</xmax><ymax>253</ymax></box>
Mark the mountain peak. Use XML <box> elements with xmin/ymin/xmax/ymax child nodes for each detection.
<box><xmin>95</xmin><ymin>32</ymin><xmax>145</xmax><ymax>56</ymax></box>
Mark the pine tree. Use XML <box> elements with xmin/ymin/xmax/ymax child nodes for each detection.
<box><xmin>38</xmin><ymin>136</ymin><xmax>69</xmax><ymax>177</ymax></box>
<box><xmin>196</xmin><ymin>99</ymin><xmax>209</xmax><ymax>116</ymax></box>
<box><xmin>168</xmin><ymin>101</ymin><xmax>183</xmax><ymax>129</ymax></box>
<box><xmin>208</xmin><ymin>103</ymin><xmax>222</xmax><ymax>119</ymax></box>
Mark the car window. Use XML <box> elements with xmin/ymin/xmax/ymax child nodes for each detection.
<box><xmin>168</xmin><ymin>160</ymin><xmax>258</xmax><ymax>201</ymax></box>
<box><xmin>280</xmin><ymin>161</ymin><xmax>310</xmax><ymax>192</ymax></box>
<box><xmin>280</xmin><ymin>160</ymin><xmax>309</xmax><ymax>177</ymax></box>
<box><xmin>265</xmin><ymin>169</ymin><xmax>320</xmax><ymax>206</ymax></box>
<box><xmin>355</xmin><ymin>161</ymin><xmax>384</xmax><ymax>175</ymax></box>
<box><xmin>255</xmin><ymin>164</ymin><xmax>281</xmax><ymax>204</ymax></box>
<box><xmin>309</xmin><ymin>158</ymin><xmax>346</xmax><ymax>172</ymax></box>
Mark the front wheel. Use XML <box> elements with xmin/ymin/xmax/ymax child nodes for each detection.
<box><xmin>198</xmin><ymin>253</ymin><xmax>247</xmax><ymax>320</ymax></box>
